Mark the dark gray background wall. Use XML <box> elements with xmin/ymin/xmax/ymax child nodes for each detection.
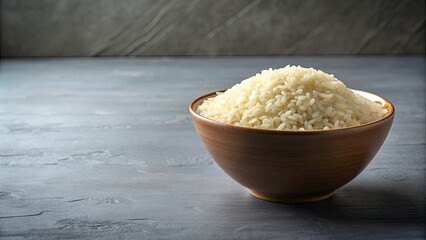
<box><xmin>1</xmin><ymin>0</ymin><xmax>425</xmax><ymax>57</ymax></box>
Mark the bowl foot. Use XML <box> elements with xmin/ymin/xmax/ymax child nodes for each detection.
<box><xmin>248</xmin><ymin>190</ymin><xmax>334</xmax><ymax>203</ymax></box>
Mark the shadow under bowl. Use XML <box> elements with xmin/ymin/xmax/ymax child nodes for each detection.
<box><xmin>189</xmin><ymin>90</ymin><xmax>394</xmax><ymax>203</ymax></box>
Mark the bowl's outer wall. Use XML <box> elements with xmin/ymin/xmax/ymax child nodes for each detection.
<box><xmin>190</xmin><ymin>93</ymin><xmax>394</xmax><ymax>198</ymax></box>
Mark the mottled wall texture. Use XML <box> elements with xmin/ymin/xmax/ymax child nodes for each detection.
<box><xmin>1</xmin><ymin>0</ymin><xmax>425</xmax><ymax>56</ymax></box>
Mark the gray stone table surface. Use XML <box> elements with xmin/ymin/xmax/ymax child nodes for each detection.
<box><xmin>0</xmin><ymin>56</ymin><xmax>425</xmax><ymax>239</ymax></box>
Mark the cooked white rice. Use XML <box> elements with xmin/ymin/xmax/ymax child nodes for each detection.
<box><xmin>197</xmin><ymin>65</ymin><xmax>388</xmax><ymax>130</ymax></box>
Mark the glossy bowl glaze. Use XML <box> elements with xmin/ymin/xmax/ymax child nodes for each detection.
<box><xmin>189</xmin><ymin>90</ymin><xmax>394</xmax><ymax>203</ymax></box>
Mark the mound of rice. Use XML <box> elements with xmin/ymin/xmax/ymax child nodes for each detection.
<box><xmin>197</xmin><ymin>66</ymin><xmax>388</xmax><ymax>130</ymax></box>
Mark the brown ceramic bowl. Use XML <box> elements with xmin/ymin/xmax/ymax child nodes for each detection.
<box><xmin>189</xmin><ymin>90</ymin><xmax>394</xmax><ymax>203</ymax></box>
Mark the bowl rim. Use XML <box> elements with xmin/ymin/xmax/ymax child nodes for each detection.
<box><xmin>189</xmin><ymin>89</ymin><xmax>395</xmax><ymax>135</ymax></box>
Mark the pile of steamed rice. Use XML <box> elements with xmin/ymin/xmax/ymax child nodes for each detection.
<box><xmin>197</xmin><ymin>66</ymin><xmax>388</xmax><ymax>131</ymax></box>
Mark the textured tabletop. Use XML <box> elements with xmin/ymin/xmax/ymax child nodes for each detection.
<box><xmin>0</xmin><ymin>57</ymin><xmax>425</xmax><ymax>239</ymax></box>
